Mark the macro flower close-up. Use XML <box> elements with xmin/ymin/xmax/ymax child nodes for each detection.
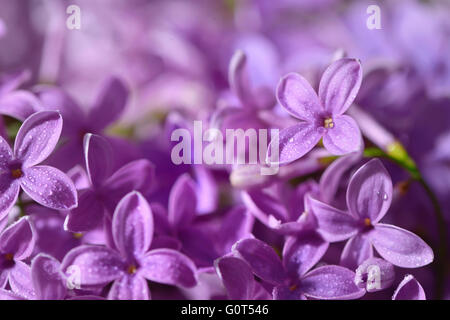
<box><xmin>0</xmin><ymin>0</ymin><xmax>449</xmax><ymax>305</ymax></box>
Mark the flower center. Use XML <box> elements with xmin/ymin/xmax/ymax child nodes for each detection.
<box><xmin>11</xmin><ymin>169</ymin><xmax>23</xmax><ymax>179</ymax></box>
<box><xmin>73</xmin><ymin>233</ymin><xmax>83</xmax><ymax>239</ymax></box>
<box><xmin>4</xmin><ymin>253</ymin><xmax>13</xmax><ymax>261</ymax></box>
<box><xmin>364</xmin><ymin>218</ymin><xmax>372</xmax><ymax>227</ymax></box>
<box><xmin>323</xmin><ymin>117</ymin><xmax>334</xmax><ymax>129</ymax></box>
<box><xmin>289</xmin><ymin>284</ymin><xmax>298</xmax><ymax>292</ymax></box>
<box><xmin>127</xmin><ymin>264</ymin><xmax>137</xmax><ymax>274</ymax></box>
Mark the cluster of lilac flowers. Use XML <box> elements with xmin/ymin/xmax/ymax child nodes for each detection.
<box><xmin>0</xmin><ymin>0</ymin><xmax>448</xmax><ymax>300</ymax></box>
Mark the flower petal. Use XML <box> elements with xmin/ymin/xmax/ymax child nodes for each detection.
<box><xmin>0</xmin><ymin>289</ymin><xmax>25</xmax><ymax>300</ymax></box>
<box><xmin>392</xmin><ymin>275</ymin><xmax>426</xmax><ymax>300</ymax></box>
<box><xmin>14</xmin><ymin>111</ymin><xmax>62</xmax><ymax>167</ymax></box>
<box><xmin>233</xmin><ymin>238</ymin><xmax>287</xmax><ymax>285</ymax></box>
<box><xmin>21</xmin><ymin>165</ymin><xmax>78</xmax><ymax>210</ymax></box>
<box><xmin>65</xmin><ymin>189</ymin><xmax>105</xmax><ymax>232</ymax></box>
<box><xmin>370</xmin><ymin>224</ymin><xmax>434</xmax><ymax>268</ymax></box>
<box><xmin>139</xmin><ymin>249</ymin><xmax>197</xmax><ymax>288</ymax></box>
<box><xmin>242</xmin><ymin>190</ymin><xmax>289</xmax><ymax>227</ymax></box>
<box><xmin>0</xmin><ymin>217</ymin><xmax>36</xmax><ymax>261</ymax></box>
<box><xmin>354</xmin><ymin>258</ymin><xmax>395</xmax><ymax>293</ymax></box>
<box><xmin>0</xmin><ymin>90</ymin><xmax>40</xmax><ymax>121</ymax></box>
<box><xmin>322</xmin><ymin>115</ymin><xmax>362</xmax><ymax>155</ymax></box>
<box><xmin>31</xmin><ymin>254</ymin><xmax>66</xmax><ymax>300</ymax></box>
<box><xmin>178</xmin><ymin>227</ymin><xmax>219</xmax><ymax>267</ymax></box>
<box><xmin>112</xmin><ymin>192</ymin><xmax>153</xmax><ymax>261</ymax></box>
<box><xmin>61</xmin><ymin>245</ymin><xmax>125</xmax><ymax>287</ymax></box>
<box><xmin>307</xmin><ymin>196</ymin><xmax>358</xmax><ymax>242</ymax></box>
<box><xmin>107</xmin><ymin>275</ymin><xmax>150</xmax><ymax>300</ymax></box>
<box><xmin>83</xmin><ymin>133</ymin><xmax>113</xmax><ymax>187</ymax></box>
<box><xmin>276</xmin><ymin>72</ymin><xmax>322</xmax><ymax>121</ymax></box>
<box><xmin>268</xmin><ymin>122</ymin><xmax>322</xmax><ymax>165</ymax></box>
<box><xmin>88</xmin><ymin>77</ymin><xmax>128</xmax><ymax>130</ymax></box>
<box><xmin>340</xmin><ymin>233</ymin><xmax>373</xmax><ymax>270</ymax></box>
<box><xmin>217</xmin><ymin>206</ymin><xmax>254</xmax><ymax>255</ymax></box>
<box><xmin>228</xmin><ymin>50</ymin><xmax>252</xmax><ymax>107</ymax></box>
<box><xmin>301</xmin><ymin>265</ymin><xmax>365</xmax><ymax>300</ymax></box>
<box><xmin>9</xmin><ymin>261</ymin><xmax>36</xmax><ymax>300</ymax></box>
<box><xmin>283</xmin><ymin>232</ymin><xmax>329</xmax><ymax>278</ymax></box>
<box><xmin>215</xmin><ymin>256</ymin><xmax>254</xmax><ymax>300</ymax></box>
<box><xmin>346</xmin><ymin>159</ymin><xmax>393</xmax><ymax>222</ymax></box>
<box><xmin>168</xmin><ymin>174</ymin><xmax>197</xmax><ymax>228</ymax></box>
<box><xmin>273</xmin><ymin>285</ymin><xmax>306</xmax><ymax>300</ymax></box>
<box><xmin>0</xmin><ymin>137</ymin><xmax>13</xmax><ymax>169</ymax></box>
<box><xmin>0</xmin><ymin>176</ymin><xmax>20</xmax><ymax>220</ymax></box>
<box><xmin>318</xmin><ymin>58</ymin><xmax>362</xmax><ymax>115</ymax></box>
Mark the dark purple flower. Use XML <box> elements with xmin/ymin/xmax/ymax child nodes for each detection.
<box><xmin>233</xmin><ymin>237</ymin><xmax>365</xmax><ymax>300</ymax></box>
<box><xmin>268</xmin><ymin>58</ymin><xmax>363</xmax><ymax>164</ymax></box>
<box><xmin>61</xmin><ymin>191</ymin><xmax>197</xmax><ymax>300</ymax></box>
<box><xmin>65</xmin><ymin>133</ymin><xmax>155</xmax><ymax>232</ymax></box>
<box><xmin>392</xmin><ymin>274</ymin><xmax>426</xmax><ymax>300</ymax></box>
<box><xmin>0</xmin><ymin>111</ymin><xmax>78</xmax><ymax>219</ymax></box>
<box><xmin>309</xmin><ymin>159</ymin><xmax>434</xmax><ymax>269</ymax></box>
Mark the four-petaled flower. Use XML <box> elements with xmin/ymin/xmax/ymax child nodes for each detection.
<box><xmin>268</xmin><ymin>58</ymin><xmax>363</xmax><ymax>165</ymax></box>
<box><xmin>0</xmin><ymin>111</ymin><xmax>78</xmax><ymax>220</ymax></box>
<box><xmin>308</xmin><ymin>159</ymin><xmax>434</xmax><ymax>269</ymax></box>
<box><xmin>61</xmin><ymin>191</ymin><xmax>198</xmax><ymax>300</ymax></box>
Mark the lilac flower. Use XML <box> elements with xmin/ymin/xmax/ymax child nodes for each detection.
<box><xmin>61</xmin><ymin>191</ymin><xmax>198</xmax><ymax>300</ymax></box>
<box><xmin>268</xmin><ymin>58</ymin><xmax>363</xmax><ymax>165</ymax></box>
<box><xmin>308</xmin><ymin>159</ymin><xmax>434</xmax><ymax>269</ymax></box>
<box><xmin>215</xmin><ymin>256</ymin><xmax>271</xmax><ymax>300</ymax></box>
<box><xmin>233</xmin><ymin>237</ymin><xmax>365</xmax><ymax>300</ymax></box>
<box><xmin>0</xmin><ymin>217</ymin><xmax>36</xmax><ymax>298</ymax></box>
<box><xmin>0</xmin><ymin>111</ymin><xmax>78</xmax><ymax>219</ymax></box>
<box><xmin>392</xmin><ymin>275</ymin><xmax>426</xmax><ymax>300</ymax></box>
<box><xmin>65</xmin><ymin>133</ymin><xmax>155</xmax><ymax>232</ymax></box>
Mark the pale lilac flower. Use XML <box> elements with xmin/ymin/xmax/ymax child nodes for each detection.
<box><xmin>0</xmin><ymin>111</ymin><xmax>78</xmax><ymax>219</ymax></box>
<box><xmin>268</xmin><ymin>58</ymin><xmax>363</xmax><ymax>165</ymax></box>
<box><xmin>65</xmin><ymin>134</ymin><xmax>155</xmax><ymax>232</ymax></box>
<box><xmin>308</xmin><ymin>159</ymin><xmax>434</xmax><ymax>269</ymax></box>
<box><xmin>392</xmin><ymin>275</ymin><xmax>426</xmax><ymax>300</ymax></box>
<box><xmin>61</xmin><ymin>192</ymin><xmax>197</xmax><ymax>300</ymax></box>
<box><xmin>233</xmin><ymin>237</ymin><xmax>365</xmax><ymax>300</ymax></box>
<box><xmin>0</xmin><ymin>217</ymin><xmax>36</xmax><ymax>299</ymax></box>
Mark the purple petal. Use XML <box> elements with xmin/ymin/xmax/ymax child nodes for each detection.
<box><xmin>283</xmin><ymin>232</ymin><xmax>329</xmax><ymax>278</ymax></box>
<box><xmin>112</xmin><ymin>192</ymin><xmax>153</xmax><ymax>261</ymax></box>
<box><xmin>88</xmin><ymin>77</ymin><xmax>128</xmax><ymax>130</ymax></box>
<box><xmin>233</xmin><ymin>238</ymin><xmax>287</xmax><ymax>285</ymax></box>
<box><xmin>322</xmin><ymin>115</ymin><xmax>362</xmax><ymax>155</ymax></box>
<box><xmin>83</xmin><ymin>133</ymin><xmax>113</xmax><ymax>187</ymax></box>
<box><xmin>307</xmin><ymin>196</ymin><xmax>358</xmax><ymax>242</ymax></box>
<box><xmin>21</xmin><ymin>165</ymin><xmax>78</xmax><ymax>210</ymax></box>
<box><xmin>228</xmin><ymin>50</ymin><xmax>252</xmax><ymax>107</ymax></box>
<box><xmin>301</xmin><ymin>265</ymin><xmax>365</xmax><ymax>300</ymax></box>
<box><xmin>139</xmin><ymin>249</ymin><xmax>197</xmax><ymax>288</ymax></box>
<box><xmin>104</xmin><ymin>159</ymin><xmax>155</xmax><ymax>210</ymax></box>
<box><xmin>340</xmin><ymin>234</ymin><xmax>373</xmax><ymax>270</ymax></box>
<box><xmin>14</xmin><ymin>111</ymin><xmax>62</xmax><ymax>167</ymax></box>
<box><xmin>65</xmin><ymin>189</ymin><xmax>105</xmax><ymax>232</ymax></box>
<box><xmin>9</xmin><ymin>261</ymin><xmax>36</xmax><ymax>300</ymax></box>
<box><xmin>269</xmin><ymin>122</ymin><xmax>322</xmax><ymax>165</ymax></box>
<box><xmin>370</xmin><ymin>224</ymin><xmax>434</xmax><ymax>268</ymax></box>
<box><xmin>0</xmin><ymin>137</ymin><xmax>13</xmax><ymax>169</ymax></box>
<box><xmin>31</xmin><ymin>254</ymin><xmax>66</xmax><ymax>300</ymax></box>
<box><xmin>0</xmin><ymin>177</ymin><xmax>20</xmax><ymax>220</ymax></box>
<box><xmin>392</xmin><ymin>275</ymin><xmax>426</xmax><ymax>300</ymax></box>
<box><xmin>0</xmin><ymin>217</ymin><xmax>36</xmax><ymax>261</ymax></box>
<box><xmin>168</xmin><ymin>174</ymin><xmax>197</xmax><ymax>228</ymax></box>
<box><xmin>178</xmin><ymin>227</ymin><xmax>219</xmax><ymax>267</ymax></box>
<box><xmin>346</xmin><ymin>159</ymin><xmax>393</xmax><ymax>222</ymax></box>
<box><xmin>273</xmin><ymin>285</ymin><xmax>306</xmax><ymax>300</ymax></box>
<box><xmin>0</xmin><ymin>289</ymin><xmax>25</xmax><ymax>300</ymax></box>
<box><xmin>354</xmin><ymin>258</ymin><xmax>395</xmax><ymax>293</ymax></box>
<box><xmin>215</xmin><ymin>256</ymin><xmax>254</xmax><ymax>300</ymax></box>
<box><xmin>0</xmin><ymin>91</ymin><xmax>40</xmax><ymax>121</ymax></box>
<box><xmin>217</xmin><ymin>206</ymin><xmax>254</xmax><ymax>255</ymax></box>
<box><xmin>318</xmin><ymin>58</ymin><xmax>362</xmax><ymax>115</ymax></box>
<box><xmin>107</xmin><ymin>275</ymin><xmax>150</xmax><ymax>300</ymax></box>
<box><xmin>61</xmin><ymin>245</ymin><xmax>125</xmax><ymax>287</ymax></box>
<box><xmin>242</xmin><ymin>190</ymin><xmax>289</xmax><ymax>228</ymax></box>
<box><xmin>276</xmin><ymin>73</ymin><xmax>322</xmax><ymax>121</ymax></box>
